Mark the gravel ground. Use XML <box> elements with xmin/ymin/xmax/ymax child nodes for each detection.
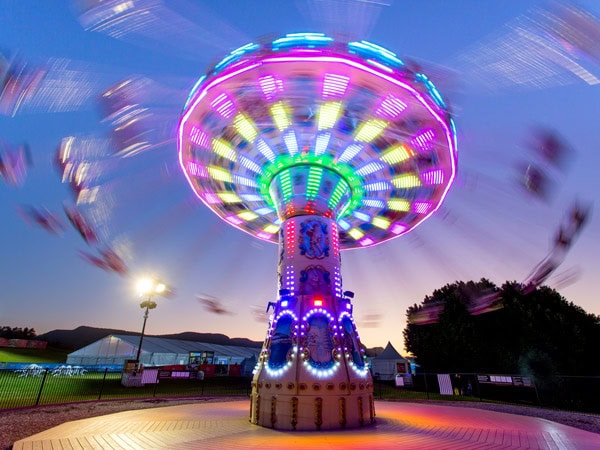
<box><xmin>1</xmin><ymin>397</ymin><xmax>598</xmax><ymax>449</ymax></box>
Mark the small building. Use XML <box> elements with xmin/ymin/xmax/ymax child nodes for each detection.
<box><xmin>66</xmin><ymin>334</ymin><xmax>260</xmax><ymax>376</ymax></box>
<box><xmin>370</xmin><ymin>341</ymin><xmax>409</xmax><ymax>381</ymax></box>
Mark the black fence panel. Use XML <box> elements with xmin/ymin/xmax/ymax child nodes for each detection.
<box><xmin>536</xmin><ymin>376</ymin><xmax>600</xmax><ymax>413</ymax></box>
<box><xmin>0</xmin><ymin>369</ymin><xmax>252</xmax><ymax>410</ymax></box>
<box><xmin>373</xmin><ymin>373</ymin><xmax>600</xmax><ymax>414</ymax></box>
<box><xmin>1</xmin><ymin>368</ymin><xmax>597</xmax><ymax>414</ymax></box>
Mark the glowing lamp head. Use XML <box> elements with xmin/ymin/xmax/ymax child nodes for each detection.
<box><xmin>313</xmin><ymin>297</ymin><xmax>323</xmax><ymax>307</ymax></box>
<box><xmin>137</xmin><ymin>277</ymin><xmax>167</xmax><ymax>296</ymax></box>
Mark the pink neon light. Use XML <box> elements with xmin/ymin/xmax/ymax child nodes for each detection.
<box><xmin>413</xmin><ymin>201</ymin><xmax>432</xmax><ymax>214</ymax></box>
<box><xmin>203</xmin><ymin>193</ymin><xmax>221</xmax><ymax>204</ymax></box>
<box><xmin>331</xmin><ymin>222</ymin><xmax>339</xmax><ymax>257</ymax></box>
<box><xmin>226</xmin><ymin>215</ymin><xmax>244</xmax><ymax>225</ymax></box>
<box><xmin>375</xmin><ymin>94</ymin><xmax>407</xmax><ymax>119</ymax></box>
<box><xmin>421</xmin><ymin>169</ymin><xmax>444</xmax><ymax>185</ymax></box>
<box><xmin>210</xmin><ymin>93</ymin><xmax>235</xmax><ymax>118</ymax></box>
<box><xmin>286</xmin><ymin>221</ymin><xmax>296</xmax><ymax>257</ymax></box>
<box><xmin>359</xmin><ymin>237</ymin><xmax>375</xmax><ymax>246</ymax></box>
<box><xmin>189</xmin><ymin>126</ymin><xmax>210</xmax><ymax>148</ymax></box>
<box><xmin>390</xmin><ymin>222</ymin><xmax>408</xmax><ymax>235</ymax></box>
<box><xmin>177</xmin><ymin>49</ymin><xmax>458</xmax><ymax>248</ymax></box>
<box><xmin>255</xmin><ymin>52</ymin><xmax>458</xmax><ymax>238</ymax></box>
<box><xmin>258</xmin><ymin>75</ymin><xmax>283</xmax><ymax>101</ymax></box>
<box><xmin>410</xmin><ymin>129</ymin><xmax>435</xmax><ymax>153</ymax></box>
<box><xmin>187</xmin><ymin>161</ymin><xmax>208</xmax><ymax>178</ymax></box>
<box><xmin>257</xmin><ymin>231</ymin><xmax>271</xmax><ymax>240</ymax></box>
<box><xmin>322</xmin><ymin>73</ymin><xmax>350</xmax><ymax>99</ymax></box>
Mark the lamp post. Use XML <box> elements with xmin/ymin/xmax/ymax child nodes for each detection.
<box><xmin>135</xmin><ymin>277</ymin><xmax>167</xmax><ymax>365</ymax></box>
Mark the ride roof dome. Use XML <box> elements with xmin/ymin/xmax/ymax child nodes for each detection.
<box><xmin>178</xmin><ymin>32</ymin><xmax>457</xmax><ymax>249</ymax></box>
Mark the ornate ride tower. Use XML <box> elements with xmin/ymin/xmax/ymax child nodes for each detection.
<box><xmin>178</xmin><ymin>33</ymin><xmax>457</xmax><ymax>430</ymax></box>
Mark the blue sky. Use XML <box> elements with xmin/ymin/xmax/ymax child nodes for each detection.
<box><xmin>1</xmin><ymin>1</ymin><xmax>598</xmax><ymax>354</ymax></box>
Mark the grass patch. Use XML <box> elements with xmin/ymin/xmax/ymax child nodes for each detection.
<box><xmin>0</xmin><ymin>371</ymin><xmax>251</xmax><ymax>410</ymax></box>
<box><xmin>0</xmin><ymin>347</ymin><xmax>69</xmax><ymax>363</ymax></box>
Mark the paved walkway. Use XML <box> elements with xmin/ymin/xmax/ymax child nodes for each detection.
<box><xmin>13</xmin><ymin>400</ymin><xmax>600</xmax><ymax>449</ymax></box>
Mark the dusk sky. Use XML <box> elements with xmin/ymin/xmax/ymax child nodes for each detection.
<box><xmin>1</xmin><ymin>0</ymin><xmax>599</xmax><ymax>354</ymax></box>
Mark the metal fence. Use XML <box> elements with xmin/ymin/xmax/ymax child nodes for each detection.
<box><xmin>373</xmin><ymin>373</ymin><xmax>600</xmax><ymax>414</ymax></box>
<box><xmin>1</xmin><ymin>368</ymin><xmax>598</xmax><ymax>413</ymax></box>
<box><xmin>0</xmin><ymin>368</ymin><xmax>251</xmax><ymax>410</ymax></box>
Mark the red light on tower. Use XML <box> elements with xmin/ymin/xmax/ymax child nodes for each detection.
<box><xmin>179</xmin><ymin>32</ymin><xmax>457</xmax><ymax>431</ymax></box>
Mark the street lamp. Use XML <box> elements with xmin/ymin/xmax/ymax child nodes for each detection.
<box><xmin>135</xmin><ymin>277</ymin><xmax>167</xmax><ymax>365</ymax></box>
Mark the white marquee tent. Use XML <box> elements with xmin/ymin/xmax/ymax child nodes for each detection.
<box><xmin>67</xmin><ymin>334</ymin><xmax>260</xmax><ymax>374</ymax></box>
<box><xmin>370</xmin><ymin>341</ymin><xmax>409</xmax><ymax>381</ymax></box>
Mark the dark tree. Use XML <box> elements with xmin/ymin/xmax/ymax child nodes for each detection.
<box><xmin>0</xmin><ymin>326</ymin><xmax>37</xmax><ymax>339</ymax></box>
<box><xmin>404</xmin><ymin>280</ymin><xmax>600</xmax><ymax>376</ymax></box>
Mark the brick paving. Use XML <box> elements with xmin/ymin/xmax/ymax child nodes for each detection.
<box><xmin>13</xmin><ymin>400</ymin><xmax>600</xmax><ymax>449</ymax></box>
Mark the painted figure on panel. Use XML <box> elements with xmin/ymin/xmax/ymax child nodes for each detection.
<box><xmin>299</xmin><ymin>219</ymin><xmax>329</xmax><ymax>259</ymax></box>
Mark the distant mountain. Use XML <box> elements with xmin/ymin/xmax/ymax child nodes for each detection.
<box><xmin>38</xmin><ymin>326</ymin><xmax>138</xmax><ymax>350</ymax></box>
<box><xmin>37</xmin><ymin>326</ymin><xmax>383</xmax><ymax>354</ymax></box>
<box><xmin>157</xmin><ymin>331</ymin><xmax>262</xmax><ymax>348</ymax></box>
<box><xmin>37</xmin><ymin>326</ymin><xmax>263</xmax><ymax>350</ymax></box>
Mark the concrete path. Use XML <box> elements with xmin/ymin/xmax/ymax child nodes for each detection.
<box><xmin>13</xmin><ymin>400</ymin><xmax>600</xmax><ymax>449</ymax></box>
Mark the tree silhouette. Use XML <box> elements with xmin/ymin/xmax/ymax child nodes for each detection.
<box><xmin>0</xmin><ymin>326</ymin><xmax>37</xmax><ymax>339</ymax></box>
<box><xmin>404</xmin><ymin>280</ymin><xmax>600</xmax><ymax>376</ymax></box>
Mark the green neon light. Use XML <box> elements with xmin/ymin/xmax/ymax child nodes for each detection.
<box><xmin>258</xmin><ymin>153</ymin><xmax>364</xmax><ymax>218</ymax></box>
<box><xmin>328</xmin><ymin>179</ymin><xmax>349</xmax><ymax>209</ymax></box>
<box><xmin>280</xmin><ymin>170</ymin><xmax>293</xmax><ymax>201</ymax></box>
<box><xmin>306</xmin><ymin>166</ymin><xmax>323</xmax><ymax>199</ymax></box>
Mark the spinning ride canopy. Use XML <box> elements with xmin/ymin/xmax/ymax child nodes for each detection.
<box><xmin>178</xmin><ymin>33</ymin><xmax>457</xmax><ymax>249</ymax></box>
